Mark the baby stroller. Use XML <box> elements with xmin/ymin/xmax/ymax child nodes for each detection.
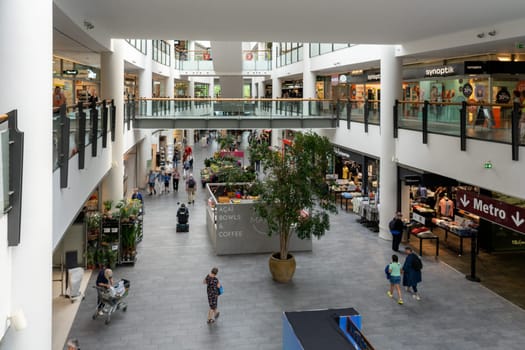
<box><xmin>176</xmin><ymin>203</ymin><xmax>190</xmax><ymax>232</ymax></box>
<box><xmin>92</xmin><ymin>279</ymin><xmax>130</xmax><ymax>325</ymax></box>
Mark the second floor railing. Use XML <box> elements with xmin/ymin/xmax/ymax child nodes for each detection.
<box><xmin>52</xmin><ymin>100</ymin><xmax>116</xmax><ymax>187</ymax></box>
<box><xmin>394</xmin><ymin>100</ymin><xmax>524</xmax><ymax>160</ymax></box>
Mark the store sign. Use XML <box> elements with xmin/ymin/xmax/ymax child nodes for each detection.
<box><xmin>367</xmin><ymin>73</ymin><xmax>381</xmax><ymax>81</ymax></box>
<box><xmin>63</xmin><ymin>69</ymin><xmax>78</xmax><ymax>76</ymax></box>
<box><xmin>412</xmin><ymin>212</ymin><xmax>426</xmax><ymax>225</ymax></box>
<box><xmin>464</xmin><ymin>62</ymin><xmax>487</xmax><ymax>74</ymax></box>
<box><xmin>457</xmin><ymin>189</ymin><xmax>525</xmax><ymax>235</ymax></box>
<box><xmin>339</xmin><ymin>74</ymin><xmax>348</xmax><ymax>84</ymax></box>
<box><xmin>424</xmin><ymin>65</ymin><xmax>456</xmax><ymax>77</ymax></box>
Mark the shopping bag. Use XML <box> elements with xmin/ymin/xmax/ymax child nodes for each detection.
<box><xmin>218</xmin><ymin>285</ymin><xmax>224</xmax><ymax>296</ymax></box>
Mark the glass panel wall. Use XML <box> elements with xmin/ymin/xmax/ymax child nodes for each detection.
<box><xmin>310</xmin><ymin>43</ymin><xmax>352</xmax><ymax>57</ymax></box>
<box><xmin>276</xmin><ymin>42</ymin><xmax>304</xmax><ymax>68</ymax></box>
<box><xmin>125</xmin><ymin>39</ymin><xmax>147</xmax><ymax>55</ymax></box>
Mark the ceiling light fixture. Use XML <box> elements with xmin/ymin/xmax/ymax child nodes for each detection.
<box><xmin>477</xmin><ymin>33</ymin><xmax>485</xmax><ymax>39</ymax></box>
<box><xmin>488</xmin><ymin>30</ymin><xmax>497</xmax><ymax>37</ymax></box>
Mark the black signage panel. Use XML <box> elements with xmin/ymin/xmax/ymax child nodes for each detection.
<box><xmin>63</xmin><ymin>69</ymin><xmax>78</xmax><ymax>75</ymax></box>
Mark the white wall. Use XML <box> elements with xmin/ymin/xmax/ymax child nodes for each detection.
<box><xmin>53</xmin><ymin>137</ymin><xmax>112</xmax><ymax>249</ymax></box>
<box><xmin>309</xmin><ymin>45</ymin><xmax>382</xmax><ymax>72</ymax></box>
<box><xmin>0</xmin><ymin>216</ymin><xmax>10</xmax><ymax>342</ymax></box>
<box><xmin>0</xmin><ymin>0</ymin><xmax>53</xmax><ymax>348</ymax></box>
<box><xmin>396</xmin><ymin>130</ymin><xmax>525</xmax><ymax>199</ymax></box>
<box><xmin>121</xmin><ymin>41</ymin><xmax>147</xmax><ymax>70</ymax></box>
<box><xmin>318</xmin><ymin>124</ymin><xmax>382</xmax><ymax>158</ymax></box>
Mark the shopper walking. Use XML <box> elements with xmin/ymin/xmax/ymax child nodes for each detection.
<box><xmin>387</xmin><ymin>255</ymin><xmax>404</xmax><ymax>305</ymax></box>
<box><xmin>147</xmin><ymin>170</ymin><xmax>158</xmax><ymax>195</ymax></box>
<box><xmin>203</xmin><ymin>267</ymin><xmax>222</xmax><ymax>324</ymax></box>
<box><xmin>163</xmin><ymin>171</ymin><xmax>171</xmax><ymax>194</ymax></box>
<box><xmin>389</xmin><ymin>212</ymin><xmax>404</xmax><ymax>252</ymax></box>
<box><xmin>173</xmin><ymin>168</ymin><xmax>180</xmax><ymax>192</ymax></box>
<box><xmin>402</xmin><ymin>246</ymin><xmax>423</xmax><ymax>300</ymax></box>
<box><xmin>186</xmin><ymin>174</ymin><xmax>196</xmax><ymax>204</ymax></box>
<box><xmin>53</xmin><ymin>86</ymin><xmax>67</xmax><ymax>108</ymax></box>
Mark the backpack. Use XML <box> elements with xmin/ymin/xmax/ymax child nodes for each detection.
<box><xmin>388</xmin><ymin>219</ymin><xmax>396</xmax><ymax>231</ymax></box>
<box><xmin>384</xmin><ymin>264</ymin><xmax>391</xmax><ymax>280</ymax></box>
<box><xmin>412</xmin><ymin>255</ymin><xmax>423</xmax><ymax>271</ymax></box>
<box><xmin>188</xmin><ymin>178</ymin><xmax>196</xmax><ymax>188</ymax></box>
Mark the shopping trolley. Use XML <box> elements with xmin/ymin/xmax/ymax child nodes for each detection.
<box><xmin>92</xmin><ymin>279</ymin><xmax>130</xmax><ymax>325</ymax></box>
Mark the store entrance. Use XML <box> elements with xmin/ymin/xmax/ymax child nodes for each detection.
<box><xmin>399</xmin><ymin>167</ymin><xmax>525</xmax><ymax>309</ymax></box>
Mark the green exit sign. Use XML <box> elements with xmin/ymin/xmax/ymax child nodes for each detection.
<box><xmin>484</xmin><ymin>161</ymin><xmax>493</xmax><ymax>169</ymax></box>
<box><xmin>516</xmin><ymin>42</ymin><xmax>525</xmax><ymax>49</ymax></box>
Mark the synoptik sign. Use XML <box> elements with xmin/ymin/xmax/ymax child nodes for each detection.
<box><xmin>457</xmin><ymin>189</ymin><xmax>525</xmax><ymax>235</ymax></box>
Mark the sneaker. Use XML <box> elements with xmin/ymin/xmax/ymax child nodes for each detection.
<box><xmin>415</xmin><ymin>295</ymin><xmax>421</xmax><ymax>301</ymax></box>
<box><xmin>387</xmin><ymin>291</ymin><xmax>393</xmax><ymax>298</ymax></box>
<box><xmin>412</xmin><ymin>294</ymin><xmax>417</xmax><ymax>299</ymax></box>
<box><xmin>98</xmin><ymin>311</ymin><xmax>104</xmax><ymax>316</ymax></box>
<box><xmin>398</xmin><ymin>299</ymin><xmax>404</xmax><ymax>305</ymax></box>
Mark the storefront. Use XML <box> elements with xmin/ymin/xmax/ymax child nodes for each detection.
<box><xmin>281</xmin><ymin>80</ymin><xmax>303</xmax><ymax>98</ymax></box>
<box><xmin>402</xmin><ymin>61</ymin><xmax>525</xmax><ymax>127</ymax></box>
<box><xmin>333</xmin><ymin>146</ymin><xmax>379</xmax><ymax>197</ymax></box>
<box><xmin>397</xmin><ymin>165</ymin><xmax>525</xmax><ymax>253</ymax></box>
<box><xmin>125</xmin><ymin>74</ymin><xmax>138</xmax><ymax>97</ymax></box>
<box><xmin>53</xmin><ymin>56</ymin><xmax>100</xmax><ymax>105</ymax></box>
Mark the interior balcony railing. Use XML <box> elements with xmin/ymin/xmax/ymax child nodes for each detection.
<box><xmin>175</xmin><ymin>50</ymin><xmax>214</xmax><ymax>71</ymax></box>
<box><xmin>393</xmin><ymin>100</ymin><xmax>524</xmax><ymax>161</ymax></box>
<box><xmin>52</xmin><ymin>99</ymin><xmax>116</xmax><ymax>188</ymax></box>
<box><xmin>130</xmin><ymin>98</ymin><xmax>340</xmax><ymax>129</ymax></box>
<box><xmin>0</xmin><ymin>110</ymin><xmax>23</xmax><ymax>246</ymax></box>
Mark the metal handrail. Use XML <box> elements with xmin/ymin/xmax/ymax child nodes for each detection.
<box><xmin>397</xmin><ymin>100</ymin><xmax>515</xmax><ymax>108</ymax></box>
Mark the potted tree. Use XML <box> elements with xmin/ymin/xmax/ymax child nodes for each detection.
<box><xmin>251</xmin><ymin>132</ymin><xmax>336</xmax><ymax>282</ymax></box>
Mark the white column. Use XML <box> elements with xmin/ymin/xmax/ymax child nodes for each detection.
<box><xmin>271</xmin><ymin>129</ymin><xmax>281</xmax><ymax>148</ymax></box>
<box><xmin>188</xmin><ymin>78</ymin><xmax>195</xmax><ymax>98</ymax></box>
<box><xmin>187</xmin><ymin>129</ymin><xmax>195</xmax><ymax>147</ymax></box>
<box><xmin>139</xmin><ymin>42</ymin><xmax>152</xmax><ymax>98</ymax></box>
<box><xmin>251</xmin><ymin>78</ymin><xmax>257</xmax><ymax>98</ymax></box>
<box><xmin>0</xmin><ymin>0</ymin><xmax>52</xmax><ymax>348</ymax></box>
<box><xmin>137</xmin><ymin>135</ymin><xmax>152</xmax><ymax>188</ymax></box>
<box><xmin>209</xmin><ymin>77</ymin><xmax>215</xmax><ymax>98</ymax></box>
<box><xmin>272</xmin><ymin>76</ymin><xmax>281</xmax><ymax>98</ymax></box>
<box><xmin>259</xmin><ymin>81</ymin><xmax>265</xmax><ymax>98</ymax></box>
<box><xmin>302</xmin><ymin>43</ymin><xmax>316</xmax><ymax>113</ymax></box>
<box><xmin>378</xmin><ymin>45</ymin><xmax>402</xmax><ymax>240</ymax></box>
<box><xmin>101</xmin><ymin>40</ymin><xmax>125</xmax><ymax>202</ymax></box>
<box><xmin>139</xmin><ymin>41</ymin><xmax>152</xmax><ymax>115</ymax></box>
<box><xmin>167</xmin><ymin>77</ymin><xmax>174</xmax><ymax>98</ymax></box>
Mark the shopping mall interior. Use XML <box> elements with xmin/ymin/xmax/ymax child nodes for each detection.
<box><xmin>2</xmin><ymin>0</ymin><xmax>525</xmax><ymax>349</ymax></box>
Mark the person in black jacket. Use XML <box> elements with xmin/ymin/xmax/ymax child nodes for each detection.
<box><xmin>389</xmin><ymin>212</ymin><xmax>404</xmax><ymax>252</ymax></box>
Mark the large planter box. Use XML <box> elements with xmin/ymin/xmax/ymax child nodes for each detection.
<box><xmin>206</xmin><ymin>183</ymin><xmax>312</xmax><ymax>255</ymax></box>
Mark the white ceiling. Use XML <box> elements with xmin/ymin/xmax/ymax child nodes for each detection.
<box><xmin>55</xmin><ymin>0</ymin><xmax>525</xmax><ymax>44</ymax></box>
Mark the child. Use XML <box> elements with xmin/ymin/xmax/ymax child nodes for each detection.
<box><xmin>387</xmin><ymin>254</ymin><xmax>403</xmax><ymax>305</ymax></box>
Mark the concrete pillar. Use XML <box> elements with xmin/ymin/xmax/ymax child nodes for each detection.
<box><xmin>188</xmin><ymin>78</ymin><xmax>195</xmax><ymax>98</ymax></box>
<box><xmin>209</xmin><ymin>78</ymin><xmax>215</xmax><ymax>98</ymax></box>
<box><xmin>302</xmin><ymin>43</ymin><xmax>316</xmax><ymax>113</ymax></box>
<box><xmin>378</xmin><ymin>46</ymin><xmax>402</xmax><ymax>240</ymax></box>
<box><xmin>137</xmin><ymin>135</ymin><xmax>152</xmax><ymax>188</ymax></box>
<box><xmin>187</xmin><ymin>129</ymin><xmax>195</xmax><ymax>147</ymax></box>
<box><xmin>0</xmin><ymin>0</ymin><xmax>52</xmax><ymax>348</ymax></box>
<box><xmin>167</xmin><ymin>77</ymin><xmax>174</xmax><ymax>98</ymax></box>
<box><xmin>271</xmin><ymin>129</ymin><xmax>281</xmax><ymax>148</ymax></box>
<box><xmin>101</xmin><ymin>40</ymin><xmax>125</xmax><ymax>202</ymax></box>
<box><xmin>272</xmin><ymin>76</ymin><xmax>281</xmax><ymax>98</ymax></box>
<box><xmin>259</xmin><ymin>81</ymin><xmax>265</xmax><ymax>98</ymax></box>
<box><xmin>139</xmin><ymin>41</ymin><xmax>152</xmax><ymax>115</ymax></box>
<box><xmin>251</xmin><ymin>78</ymin><xmax>257</xmax><ymax>98</ymax></box>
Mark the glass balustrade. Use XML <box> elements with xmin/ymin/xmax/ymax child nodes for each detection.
<box><xmin>52</xmin><ymin>102</ymin><xmax>110</xmax><ymax>170</ymax></box>
<box><xmin>0</xmin><ymin>124</ymin><xmax>9</xmax><ymax>212</ymax></box>
<box><xmin>135</xmin><ymin>99</ymin><xmax>342</xmax><ymax>118</ymax></box>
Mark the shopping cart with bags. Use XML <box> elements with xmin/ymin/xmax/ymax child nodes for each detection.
<box><xmin>92</xmin><ymin>279</ymin><xmax>130</xmax><ymax>325</ymax></box>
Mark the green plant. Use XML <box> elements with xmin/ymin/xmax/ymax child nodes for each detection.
<box><xmin>252</xmin><ymin>132</ymin><xmax>336</xmax><ymax>260</ymax></box>
<box><xmin>204</xmin><ymin>158</ymin><xmax>211</xmax><ymax>167</ymax></box>
<box><xmin>103</xmin><ymin>200</ymin><xmax>113</xmax><ymax>212</ymax></box>
<box><xmin>87</xmin><ymin>212</ymin><xmax>101</xmax><ymax>231</ymax></box>
<box><xmin>105</xmin><ymin>248</ymin><xmax>118</xmax><ymax>269</ymax></box>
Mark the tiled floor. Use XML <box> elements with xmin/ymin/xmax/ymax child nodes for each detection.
<box><xmin>66</xmin><ymin>138</ymin><xmax>525</xmax><ymax>350</ymax></box>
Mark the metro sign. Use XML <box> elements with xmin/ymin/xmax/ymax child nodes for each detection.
<box><xmin>456</xmin><ymin>189</ymin><xmax>525</xmax><ymax>235</ymax></box>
